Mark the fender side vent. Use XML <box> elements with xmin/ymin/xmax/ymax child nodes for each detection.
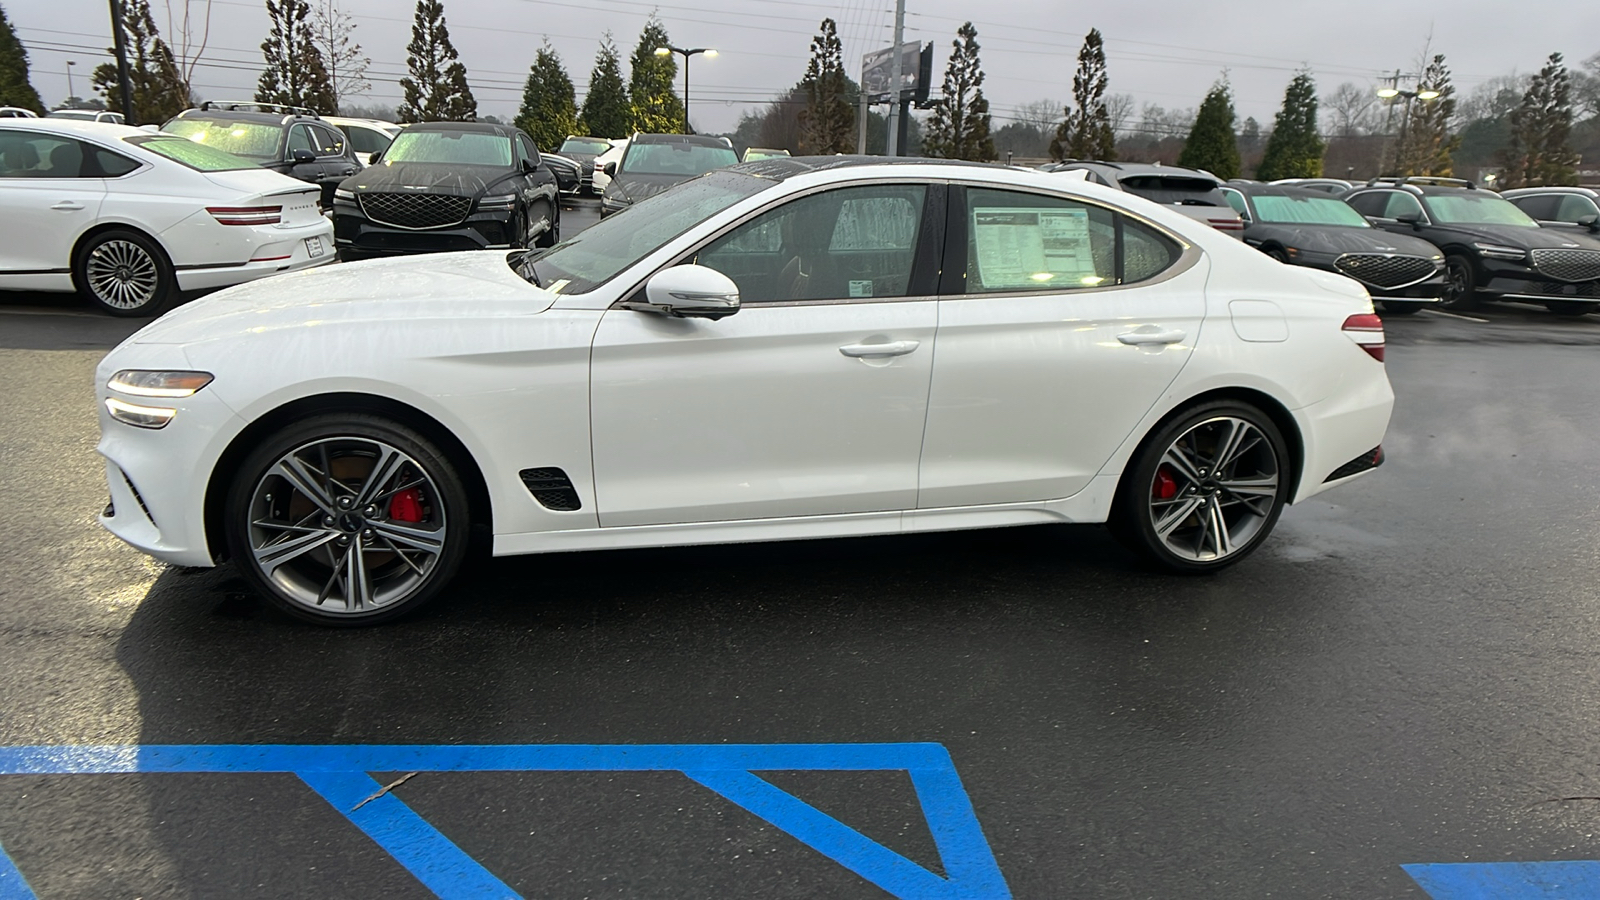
<box><xmin>519</xmin><ymin>467</ymin><xmax>582</xmax><ymax>511</ymax></box>
<box><xmin>1324</xmin><ymin>446</ymin><xmax>1384</xmax><ymax>482</ymax></box>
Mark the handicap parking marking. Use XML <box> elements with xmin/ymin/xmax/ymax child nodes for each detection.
<box><xmin>1404</xmin><ymin>860</ymin><xmax>1600</xmax><ymax>898</ymax></box>
<box><xmin>0</xmin><ymin>743</ymin><xmax>1010</xmax><ymax>900</ymax></box>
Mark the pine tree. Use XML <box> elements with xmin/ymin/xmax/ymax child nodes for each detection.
<box><xmin>799</xmin><ymin>18</ymin><xmax>853</xmax><ymax>155</ymax></box>
<box><xmin>397</xmin><ymin>0</ymin><xmax>475</xmax><ymax>123</ymax></box>
<box><xmin>515</xmin><ymin>41</ymin><xmax>577</xmax><ymax>151</ymax></box>
<box><xmin>0</xmin><ymin>3</ymin><xmax>43</xmax><ymax>113</ymax></box>
<box><xmin>310</xmin><ymin>0</ymin><xmax>370</xmax><ymax>112</ymax></box>
<box><xmin>255</xmin><ymin>0</ymin><xmax>336</xmax><ymax>114</ymax></box>
<box><xmin>1177</xmin><ymin>80</ymin><xmax>1240</xmax><ymax>180</ymax></box>
<box><xmin>1503</xmin><ymin>52</ymin><xmax>1579</xmax><ymax>188</ymax></box>
<box><xmin>923</xmin><ymin>22</ymin><xmax>995</xmax><ymax>161</ymax></box>
<box><xmin>580</xmin><ymin>34</ymin><xmax>630</xmax><ymax>138</ymax></box>
<box><xmin>90</xmin><ymin>0</ymin><xmax>188</xmax><ymax>123</ymax></box>
<box><xmin>628</xmin><ymin>17</ymin><xmax>684</xmax><ymax>132</ymax></box>
<box><xmin>1255</xmin><ymin>71</ymin><xmax>1325</xmax><ymax>180</ymax></box>
<box><xmin>1050</xmin><ymin>28</ymin><xmax>1115</xmax><ymax>161</ymax></box>
<box><xmin>1395</xmin><ymin>54</ymin><xmax>1458</xmax><ymax>177</ymax></box>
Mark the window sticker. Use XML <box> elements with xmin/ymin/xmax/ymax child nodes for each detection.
<box><xmin>849</xmin><ymin>280</ymin><xmax>874</xmax><ymax>297</ymax></box>
<box><xmin>971</xmin><ymin>206</ymin><xmax>1100</xmax><ymax>290</ymax></box>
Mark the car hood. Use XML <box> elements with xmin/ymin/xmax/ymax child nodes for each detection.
<box><xmin>1247</xmin><ymin>224</ymin><xmax>1441</xmax><ymax>257</ymax></box>
<box><xmin>1427</xmin><ymin>222</ymin><xmax>1600</xmax><ymax>250</ymax></box>
<box><xmin>343</xmin><ymin>162</ymin><xmax>516</xmax><ymax>197</ymax></box>
<box><xmin>128</xmin><ymin>251</ymin><xmax>556</xmax><ymax>345</ymax></box>
<box><xmin>603</xmin><ymin>171</ymin><xmax>695</xmax><ymax>206</ymax></box>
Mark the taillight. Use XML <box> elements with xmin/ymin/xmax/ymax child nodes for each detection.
<box><xmin>206</xmin><ymin>205</ymin><xmax>282</xmax><ymax>226</ymax></box>
<box><xmin>1342</xmin><ymin>313</ymin><xmax>1385</xmax><ymax>362</ymax></box>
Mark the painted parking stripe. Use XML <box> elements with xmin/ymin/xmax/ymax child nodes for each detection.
<box><xmin>0</xmin><ymin>838</ymin><xmax>35</xmax><ymax>900</ymax></box>
<box><xmin>1404</xmin><ymin>861</ymin><xmax>1600</xmax><ymax>897</ymax></box>
<box><xmin>0</xmin><ymin>743</ymin><xmax>1009</xmax><ymax>900</ymax></box>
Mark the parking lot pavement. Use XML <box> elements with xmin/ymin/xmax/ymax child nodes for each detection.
<box><xmin>8</xmin><ymin>280</ymin><xmax>1600</xmax><ymax>896</ymax></box>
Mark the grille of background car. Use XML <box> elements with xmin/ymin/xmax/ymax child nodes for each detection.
<box><xmin>1333</xmin><ymin>254</ymin><xmax>1439</xmax><ymax>289</ymax></box>
<box><xmin>1530</xmin><ymin>249</ymin><xmax>1600</xmax><ymax>283</ymax></box>
<box><xmin>358</xmin><ymin>193</ymin><xmax>474</xmax><ymax>230</ymax></box>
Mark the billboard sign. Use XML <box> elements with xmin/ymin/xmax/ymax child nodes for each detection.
<box><xmin>862</xmin><ymin>41</ymin><xmax>928</xmax><ymax>103</ymax></box>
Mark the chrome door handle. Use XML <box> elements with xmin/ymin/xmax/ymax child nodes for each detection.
<box><xmin>839</xmin><ymin>339</ymin><xmax>920</xmax><ymax>359</ymax></box>
<box><xmin>50</xmin><ymin>201</ymin><xmax>84</xmax><ymax>211</ymax></box>
<box><xmin>1117</xmin><ymin>329</ymin><xmax>1187</xmax><ymax>346</ymax></box>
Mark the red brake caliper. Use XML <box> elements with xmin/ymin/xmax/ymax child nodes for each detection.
<box><xmin>1152</xmin><ymin>465</ymin><xmax>1179</xmax><ymax>501</ymax></box>
<box><xmin>388</xmin><ymin>488</ymin><xmax>425</xmax><ymax>523</ymax></box>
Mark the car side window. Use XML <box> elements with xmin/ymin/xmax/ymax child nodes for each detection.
<box><xmin>1222</xmin><ymin>189</ymin><xmax>1249</xmax><ymax>217</ymax></box>
<box><xmin>962</xmin><ymin>188</ymin><xmax>1118</xmax><ymax>293</ymax></box>
<box><xmin>1556</xmin><ymin>194</ymin><xmax>1600</xmax><ymax>223</ymax></box>
<box><xmin>517</xmin><ymin>134</ymin><xmax>540</xmax><ymax>167</ymax></box>
<box><xmin>309</xmin><ymin>124</ymin><xmax>346</xmax><ymax>157</ymax></box>
<box><xmin>342</xmin><ymin>126</ymin><xmax>391</xmax><ymax>155</ymax></box>
<box><xmin>92</xmin><ymin>147</ymin><xmax>140</xmax><ymax>177</ymax></box>
<box><xmin>1384</xmin><ymin>192</ymin><xmax>1425</xmax><ymax>220</ymax></box>
<box><xmin>1344</xmin><ymin>192</ymin><xmax>1388</xmax><ymax>218</ymax></box>
<box><xmin>694</xmin><ymin>184</ymin><xmax>928</xmax><ymax>304</ymax></box>
<box><xmin>1123</xmin><ymin>217</ymin><xmax>1181</xmax><ymax>283</ymax></box>
<box><xmin>0</xmin><ymin>132</ymin><xmax>91</xmax><ymax>177</ymax></box>
<box><xmin>285</xmin><ymin>125</ymin><xmax>314</xmax><ymax>158</ymax></box>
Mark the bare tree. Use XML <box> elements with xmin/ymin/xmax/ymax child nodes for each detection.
<box><xmin>161</xmin><ymin>0</ymin><xmax>209</xmax><ymax>104</ymax></box>
<box><xmin>1457</xmin><ymin>73</ymin><xmax>1531</xmax><ymax>123</ymax></box>
<box><xmin>1324</xmin><ymin>81</ymin><xmax>1378</xmax><ymax>136</ymax></box>
<box><xmin>1013</xmin><ymin>98</ymin><xmax>1063</xmax><ymax>134</ymax></box>
<box><xmin>1105</xmin><ymin>91</ymin><xmax>1135</xmax><ymax>138</ymax></box>
<box><xmin>310</xmin><ymin>0</ymin><xmax>369</xmax><ymax>111</ymax></box>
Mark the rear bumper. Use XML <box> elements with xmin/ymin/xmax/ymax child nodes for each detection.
<box><xmin>1291</xmin><ymin>365</ymin><xmax>1395</xmax><ymax>503</ymax></box>
<box><xmin>172</xmin><ymin>221</ymin><xmax>336</xmax><ymax>292</ymax></box>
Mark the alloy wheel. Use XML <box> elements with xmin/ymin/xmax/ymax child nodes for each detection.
<box><xmin>1147</xmin><ymin>416</ymin><xmax>1281</xmax><ymax>563</ymax></box>
<box><xmin>85</xmin><ymin>239</ymin><xmax>159</xmax><ymax>311</ymax></box>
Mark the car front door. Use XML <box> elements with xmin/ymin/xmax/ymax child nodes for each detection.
<box><xmin>917</xmin><ymin>185</ymin><xmax>1206</xmax><ymax>508</ymax></box>
<box><xmin>0</xmin><ymin>131</ymin><xmax>107</xmax><ymax>281</ymax></box>
<box><xmin>588</xmin><ymin>181</ymin><xmax>942</xmax><ymax>527</ymax></box>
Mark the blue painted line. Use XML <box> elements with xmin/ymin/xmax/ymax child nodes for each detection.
<box><xmin>1404</xmin><ymin>861</ymin><xmax>1600</xmax><ymax>898</ymax></box>
<box><xmin>298</xmin><ymin>770</ymin><xmax>520</xmax><ymax>900</ymax></box>
<box><xmin>0</xmin><ymin>744</ymin><xmax>1009</xmax><ymax>900</ymax></box>
<box><xmin>0</xmin><ymin>839</ymin><xmax>38</xmax><ymax>900</ymax></box>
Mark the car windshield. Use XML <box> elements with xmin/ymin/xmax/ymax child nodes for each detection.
<box><xmin>621</xmin><ymin>142</ymin><xmax>739</xmax><ymax>177</ymax></box>
<box><xmin>1252</xmin><ymin>195</ymin><xmax>1369</xmax><ymax>227</ymax></box>
<box><xmin>516</xmin><ymin>170</ymin><xmax>769</xmax><ymax>294</ymax></box>
<box><xmin>161</xmin><ymin>119</ymin><xmax>282</xmax><ymax>160</ymax></box>
<box><xmin>1118</xmin><ymin>175</ymin><xmax>1227</xmax><ymax>207</ymax></box>
<box><xmin>560</xmin><ymin>138</ymin><xmax>611</xmax><ymax>155</ymax></box>
<box><xmin>124</xmin><ymin>135</ymin><xmax>256</xmax><ymax>171</ymax></box>
<box><xmin>382</xmin><ymin>130</ymin><xmax>513</xmax><ymax>167</ymax></box>
<box><xmin>1424</xmin><ymin>193</ymin><xmax>1538</xmax><ymax>227</ymax></box>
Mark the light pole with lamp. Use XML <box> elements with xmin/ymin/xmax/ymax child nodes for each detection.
<box><xmin>653</xmin><ymin>44</ymin><xmax>716</xmax><ymax>134</ymax></box>
<box><xmin>65</xmin><ymin>60</ymin><xmax>76</xmax><ymax>106</ymax></box>
<box><xmin>1377</xmin><ymin>81</ymin><xmax>1439</xmax><ymax>175</ymax></box>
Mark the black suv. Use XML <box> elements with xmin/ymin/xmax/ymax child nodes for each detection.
<box><xmin>160</xmin><ymin>102</ymin><xmax>360</xmax><ymax>207</ymax></box>
<box><xmin>599</xmin><ymin>133</ymin><xmax>739</xmax><ymax>217</ymax></box>
<box><xmin>1344</xmin><ymin>177</ymin><xmax>1600</xmax><ymax>315</ymax></box>
<box><xmin>1500</xmin><ymin>187</ymin><xmax>1600</xmax><ymax>237</ymax></box>
<box><xmin>332</xmin><ymin>121</ymin><xmax>559</xmax><ymax>260</ymax></box>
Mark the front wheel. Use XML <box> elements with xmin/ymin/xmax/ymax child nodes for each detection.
<box><xmin>533</xmin><ymin>201</ymin><xmax>559</xmax><ymax>248</ymax></box>
<box><xmin>1110</xmin><ymin>402</ymin><xmax>1291</xmax><ymax>573</ymax></box>
<box><xmin>224</xmin><ymin>413</ymin><xmax>470</xmax><ymax>626</ymax></box>
<box><xmin>1441</xmin><ymin>255</ymin><xmax>1479</xmax><ymax>310</ymax></box>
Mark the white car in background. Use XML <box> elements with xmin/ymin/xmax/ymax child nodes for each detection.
<box><xmin>589</xmin><ymin>138</ymin><xmax>628</xmax><ymax>193</ymax></box>
<box><xmin>324</xmin><ymin>116</ymin><xmax>402</xmax><ymax>167</ymax></box>
<box><xmin>48</xmin><ymin>109</ymin><xmax>126</xmax><ymax>125</ymax></box>
<box><xmin>95</xmin><ymin>159</ymin><xmax>1394</xmax><ymax>626</ymax></box>
<box><xmin>0</xmin><ymin>119</ymin><xmax>333</xmax><ymax>316</ymax></box>
<box><xmin>0</xmin><ymin>107</ymin><xmax>38</xmax><ymax>118</ymax></box>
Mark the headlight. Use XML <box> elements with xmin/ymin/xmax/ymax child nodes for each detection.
<box><xmin>105</xmin><ymin>397</ymin><xmax>177</xmax><ymax>429</ymax></box>
<box><xmin>1473</xmin><ymin>242</ymin><xmax>1527</xmax><ymax>261</ymax></box>
<box><xmin>334</xmin><ymin>188</ymin><xmax>355</xmax><ymax>202</ymax></box>
<box><xmin>108</xmin><ymin>370</ymin><xmax>213</xmax><ymax>398</ymax></box>
<box><xmin>478</xmin><ymin>193</ymin><xmax>516</xmax><ymax>211</ymax></box>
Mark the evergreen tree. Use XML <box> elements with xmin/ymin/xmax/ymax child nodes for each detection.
<box><xmin>628</xmin><ymin>17</ymin><xmax>683</xmax><ymax>132</ymax></box>
<box><xmin>1177</xmin><ymin>79</ymin><xmax>1241</xmax><ymax>179</ymax></box>
<box><xmin>256</xmin><ymin>0</ymin><xmax>336</xmax><ymax>114</ymax></box>
<box><xmin>0</xmin><ymin>3</ymin><xmax>43</xmax><ymax>113</ymax></box>
<box><xmin>515</xmin><ymin>41</ymin><xmax>577</xmax><ymax>150</ymax></box>
<box><xmin>580</xmin><ymin>33</ymin><xmax>630</xmax><ymax>138</ymax></box>
<box><xmin>397</xmin><ymin>0</ymin><xmax>475</xmax><ymax>123</ymax></box>
<box><xmin>799</xmin><ymin>18</ymin><xmax>853</xmax><ymax>155</ymax></box>
<box><xmin>1255</xmin><ymin>71</ymin><xmax>1325</xmax><ymax>180</ymax></box>
<box><xmin>1050</xmin><ymin>28</ymin><xmax>1114</xmax><ymax>161</ymax></box>
<box><xmin>1395</xmin><ymin>54</ymin><xmax>1458</xmax><ymax>177</ymax></box>
<box><xmin>1503</xmin><ymin>52</ymin><xmax>1579</xmax><ymax>188</ymax></box>
<box><xmin>90</xmin><ymin>0</ymin><xmax>188</xmax><ymax>123</ymax></box>
<box><xmin>923</xmin><ymin>22</ymin><xmax>995</xmax><ymax>161</ymax></box>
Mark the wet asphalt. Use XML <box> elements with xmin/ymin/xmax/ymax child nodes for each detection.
<box><xmin>4</xmin><ymin>202</ymin><xmax>1600</xmax><ymax>898</ymax></box>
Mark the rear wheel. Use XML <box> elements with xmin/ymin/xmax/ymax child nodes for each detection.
<box><xmin>533</xmin><ymin>200</ymin><xmax>559</xmax><ymax>248</ymax></box>
<box><xmin>74</xmin><ymin>229</ymin><xmax>174</xmax><ymax>317</ymax></box>
<box><xmin>1110</xmin><ymin>401</ymin><xmax>1291</xmax><ymax>573</ymax></box>
<box><xmin>1441</xmin><ymin>255</ymin><xmax>1479</xmax><ymax>310</ymax></box>
<box><xmin>224</xmin><ymin>413</ymin><xmax>469</xmax><ymax>626</ymax></box>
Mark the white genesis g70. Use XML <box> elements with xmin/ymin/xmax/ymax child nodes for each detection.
<box><xmin>95</xmin><ymin>158</ymin><xmax>1394</xmax><ymax>625</ymax></box>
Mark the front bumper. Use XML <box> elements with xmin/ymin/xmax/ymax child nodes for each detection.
<box><xmin>332</xmin><ymin>202</ymin><xmax>517</xmax><ymax>256</ymax></box>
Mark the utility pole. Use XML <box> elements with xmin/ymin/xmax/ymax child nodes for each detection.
<box><xmin>857</xmin><ymin>87</ymin><xmax>868</xmax><ymax>154</ymax></box>
<box><xmin>885</xmin><ymin>0</ymin><xmax>905</xmax><ymax>156</ymax></box>
<box><xmin>108</xmin><ymin>0</ymin><xmax>135</xmax><ymax>124</ymax></box>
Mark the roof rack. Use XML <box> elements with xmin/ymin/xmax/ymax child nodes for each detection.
<box><xmin>197</xmin><ymin>100</ymin><xmax>319</xmax><ymax>118</ymax></box>
<box><xmin>1366</xmin><ymin>175</ymin><xmax>1476</xmax><ymax>190</ymax></box>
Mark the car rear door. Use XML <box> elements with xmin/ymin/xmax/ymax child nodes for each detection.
<box><xmin>917</xmin><ymin>185</ymin><xmax>1206</xmax><ymax>508</ymax></box>
<box><xmin>587</xmin><ymin>181</ymin><xmax>943</xmax><ymax>527</ymax></box>
<box><xmin>0</xmin><ymin>130</ymin><xmax>107</xmax><ymax>282</ymax></box>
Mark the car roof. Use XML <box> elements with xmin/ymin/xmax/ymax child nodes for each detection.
<box><xmin>1501</xmin><ymin>186</ymin><xmax>1599</xmax><ymax>199</ymax></box>
<box><xmin>630</xmin><ymin>132</ymin><xmax>734</xmax><ymax>147</ymax></box>
<box><xmin>1226</xmin><ymin>183</ymin><xmax>1339</xmax><ymax>200</ymax></box>
<box><xmin>1058</xmin><ymin>160</ymin><xmax>1219</xmax><ymax>181</ymax></box>
<box><xmin>403</xmin><ymin>121</ymin><xmax>518</xmax><ymax>137</ymax></box>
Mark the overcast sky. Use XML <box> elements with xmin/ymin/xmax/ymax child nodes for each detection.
<box><xmin>11</xmin><ymin>0</ymin><xmax>1599</xmax><ymax>139</ymax></box>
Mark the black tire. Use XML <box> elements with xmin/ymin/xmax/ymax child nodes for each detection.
<box><xmin>1379</xmin><ymin>300</ymin><xmax>1424</xmax><ymax>316</ymax></box>
<box><xmin>1265</xmin><ymin>247</ymin><xmax>1291</xmax><ymax>264</ymax></box>
<box><xmin>1109</xmin><ymin>400</ymin><xmax>1291</xmax><ymax>574</ymax></box>
<box><xmin>1544</xmin><ymin>300</ymin><xmax>1594</xmax><ymax>317</ymax></box>
<box><xmin>534</xmin><ymin>200</ymin><xmax>560</xmax><ymax>248</ymax></box>
<box><xmin>224</xmin><ymin>413</ymin><xmax>470</xmax><ymax>626</ymax></box>
<box><xmin>1441</xmin><ymin>255</ymin><xmax>1479</xmax><ymax>310</ymax></box>
<box><xmin>74</xmin><ymin>228</ymin><xmax>175</xmax><ymax>317</ymax></box>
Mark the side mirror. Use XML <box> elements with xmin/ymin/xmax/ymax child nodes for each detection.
<box><xmin>625</xmin><ymin>265</ymin><xmax>740</xmax><ymax>320</ymax></box>
<box><xmin>522</xmin><ymin>158</ymin><xmax>537</xmax><ymax>174</ymax></box>
<box><xmin>1395</xmin><ymin>212</ymin><xmax>1423</xmax><ymax>228</ymax></box>
<box><xmin>1579</xmin><ymin>214</ymin><xmax>1600</xmax><ymax>233</ymax></box>
<box><xmin>368</xmin><ymin>150</ymin><xmax>382</xmax><ymax>164</ymax></box>
<box><xmin>291</xmin><ymin>148</ymin><xmax>316</xmax><ymax>164</ymax></box>
<box><xmin>603</xmin><ymin>161</ymin><xmax>617</xmax><ymax>177</ymax></box>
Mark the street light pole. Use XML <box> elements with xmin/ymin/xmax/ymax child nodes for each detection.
<box><xmin>65</xmin><ymin>60</ymin><xmax>76</xmax><ymax>105</ymax></box>
<box><xmin>107</xmin><ymin>0</ymin><xmax>135</xmax><ymax>124</ymax></box>
<box><xmin>655</xmin><ymin>45</ymin><xmax>717</xmax><ymax>135</ymax></box>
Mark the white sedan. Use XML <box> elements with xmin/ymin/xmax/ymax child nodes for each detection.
<box><xmin>0</xmin><ymin>119</ymin><xmax>333</xmax><ymax>316</ymax></box>
<box><xmin>95</xmin><ymin>158</ymin><xmax>1394</xmax><ymax>625</ymax></box>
